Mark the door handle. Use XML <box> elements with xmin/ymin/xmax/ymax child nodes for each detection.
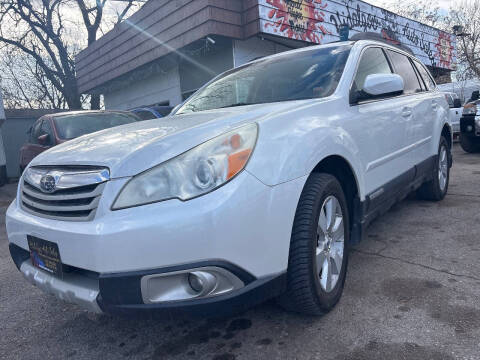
<box><xmin>401</xmin><ymin>108</ymin><xmax>412</xmax><ymax>117</ymax></box>
<box><xmin>432</xmin><ymin>102</ymin><xmax>438</xmax><ymax>110</ymax></box>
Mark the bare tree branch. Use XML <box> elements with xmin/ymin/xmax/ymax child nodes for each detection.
<box><xmin>0</xmin><ymin>0</ymin><xmax>140</xmax><ymax>109</ymax></box>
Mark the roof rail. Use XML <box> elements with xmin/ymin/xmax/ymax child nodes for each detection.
<box><xmin>350</xmin><ymin>32</ymin><xmax>414</xmax><ymax>56</ymax></box>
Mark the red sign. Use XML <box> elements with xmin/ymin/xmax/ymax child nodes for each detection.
<box><xmin>435</xmin><ymin>32</ymin><xmax>454</xmax><ymax>69</ymax></box>
<box><xmin>265</xmin><ymin>0</ymin><xmax>330</xmax><ymax>43</ymax></box>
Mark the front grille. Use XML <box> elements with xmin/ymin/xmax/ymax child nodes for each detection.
<box><xmin>20</xmin><ymin>166</ymin><xmax>108</xmax><ymax>221</ymax></box>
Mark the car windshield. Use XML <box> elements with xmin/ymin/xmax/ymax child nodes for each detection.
<box><xmin>176</xmin><ymin>45</ymin><xmax>352</xmax><ymax>114</ymax></box>
<box><xmin>54</xmin><ymin>113</ymin><xmax>138</xmax><ymax>140</ymax></box>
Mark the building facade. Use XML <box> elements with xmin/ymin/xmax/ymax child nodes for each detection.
<box><xmin>76</xmin><ymin>0</ymin><xmax>457</xmax><ymax>110</ymax></box>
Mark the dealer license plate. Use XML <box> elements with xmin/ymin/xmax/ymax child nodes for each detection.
<box><xmin>27</xmin><ymin>236</ymin><xmax>63</xmax><ymax>277</ymax></box>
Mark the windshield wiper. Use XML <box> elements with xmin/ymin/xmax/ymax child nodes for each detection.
<box><xmin>219</xmin><ymin>102</ymin><xmax>253</xmax><ymax>109</ymax></box>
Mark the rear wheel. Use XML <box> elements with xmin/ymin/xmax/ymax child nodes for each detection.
<box><xmin>417</xmin><ymin>136</ymin><xmax>450</xmax><ymax>201</ymax></box>
<box><xmin>460</xmin><ymin>134</ymin><xmax>480</xmax><ymax>153</ymax></box>
<box><xmin>279</xmin><ymin>173</ymin><xmax>349</xmax><ymax>315</ymax></box>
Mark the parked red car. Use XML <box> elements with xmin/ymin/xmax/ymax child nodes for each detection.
<box><xmin>20</xmin><ymin>110</ymin><xmax>140</xmax><ymax>172</ymax></box>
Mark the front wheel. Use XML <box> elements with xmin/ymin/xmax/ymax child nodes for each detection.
<box><xmin>460</xmin><ymin>134</ymin><xmax>480</xmax><ymax>153</ymax></box>
<box><xmin>279</xmin><ymin>173</ymin><xmax>349</xmax><ymax>315</ymax></box>
<box><xmin>417</xmin><ymin>136</ymin><xmax>450</xmax><ymax>201</ymax></box>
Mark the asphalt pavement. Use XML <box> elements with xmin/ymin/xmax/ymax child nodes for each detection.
<box><xmin>1</xmin><ymin>143</ymin><xmax>479</xmax><ymax>360</ymax></box>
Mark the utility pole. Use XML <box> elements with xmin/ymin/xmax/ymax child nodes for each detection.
<box><xmin>0</xmin><ymin>79</ymin><xmax>5</xmax><ymax>122</ymax></box>
<box><xmin>0</xmin><ymin>79</ymin><xmax>7</xmax><ymax>186</ymax></box>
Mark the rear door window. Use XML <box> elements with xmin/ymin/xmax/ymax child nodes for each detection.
<box><xmin>413</xmin><ymin>60</ymin><xmax>436</xmax><ymax>90</ymax></box>
<box><xmin>386</xmin><ymin>50</ymin><xmax>423</xmax><ymax>94</ymax></box>
<box><xmin>411</xmin><ymin>60</ymin><xmax>426</xmax><ymax>91</ymax></box>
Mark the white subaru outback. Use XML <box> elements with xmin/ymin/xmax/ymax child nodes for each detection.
<box><xmin>7</xmin><ymin>39</ymin><xmax>452</xmax><ymax>316</ymax></box>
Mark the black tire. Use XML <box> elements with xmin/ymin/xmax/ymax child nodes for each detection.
<box><xmin>278</xmin><ymin>173</ymin><xmax>349</xmax><ymax>315</ymax></box>
<box><xmin>417</xmin><ymin>136</ymin><xmax>450</xmax><ymax>201</ymax></box>
<box><xmin>460</xmin><ymin>134</ymin><xmax>480</xmax><ymax>153</ymax></box>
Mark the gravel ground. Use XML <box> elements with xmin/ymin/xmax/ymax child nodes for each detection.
<box><xmin>0</xmin><ymin>143</ymin><xmax>479</xmax><ymax>360</ymax></box>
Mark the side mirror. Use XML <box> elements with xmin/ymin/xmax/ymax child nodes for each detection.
<box><xmin>453</xmin><ymin>98</ymin><xmax>462</xmax><ymax>108</ymax></box>
<box><xmin>363</xmin><ymin>73</ymin><xmax>404</xmax><ymax>97</ymax></box>
<box><xmin>38</xmin><ymin>134</ymin><xmax>50</xmax><ymax>146</ymax></box>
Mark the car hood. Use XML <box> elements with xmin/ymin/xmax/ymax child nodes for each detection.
<box><xmin>30</xmin><ymin>101</ymin><xmax>317</xmax><ymax>178</ymax></box>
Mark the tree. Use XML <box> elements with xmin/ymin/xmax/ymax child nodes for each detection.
<box><xmin>0</xmin><ymin>0</ymin><xmax>139</xmax><ymax>110</ymax></box>
<box><xmin>1</xmin><ymin>46</ymin><xmax>66</xmax><ymax>109</ymax></box>
<box><xmin>450</xmin><ymin>1</ymin><xmax>480</xmax><ymax>79</ymax></box>
<box><xmin>380</xmin><ymin>0</ymin><xmax>448</xmax><ymax>30</ymax></box>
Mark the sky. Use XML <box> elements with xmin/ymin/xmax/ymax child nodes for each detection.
<box><xmin>366</xmin><ymin>0</ymin><xmax>456</xmax><ymax>10</ymax></box>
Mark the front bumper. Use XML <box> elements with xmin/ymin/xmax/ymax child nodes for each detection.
<box><xmin>460</xmin><ymin>115</ymin><xmax>480</xmax><ymax>137</ymax></box>
<box><xmin>7</xmin><ymin>171</ymin><xmax>306</xmax><ymax>313</ymax></box>
<box><xmin>10</xmin><ymin>244</ymin><xmax>286</xmax><ymax>315</ymax></box>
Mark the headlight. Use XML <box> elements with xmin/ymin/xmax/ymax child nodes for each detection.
<box><xmin>463</xmin><ymin>103</ymin><xmax>477</xmax><ymax>115</ymax></box>
<box><xmin>112</xmin><ymin>123</ymin><xmax>258</xmax><ymax>210</ymax></box>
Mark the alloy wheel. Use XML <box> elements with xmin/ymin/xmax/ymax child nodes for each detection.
<box><xmin>316</xmin><ymin>196</ymin><xmax>345</xmax><ymax>293</ymax></box>
<box><xmin>438</xmin><ymin>145</ymin><xmax>448</xmax><ymax>192</ymax></box>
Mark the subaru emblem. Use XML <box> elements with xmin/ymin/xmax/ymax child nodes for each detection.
<box><xmin>40</xmin><ymin>174</ymin><xmax>57</xmax><ymax>193</ymax></box>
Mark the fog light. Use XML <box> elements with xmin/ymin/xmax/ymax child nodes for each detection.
<box><xmin>140</xmin><ymin>266</ymin><xmax>244</xmax><ymax>304</ymax></box>
<box><xmin>467</xmin><ymin>125</ymin><xmax>473</xmax><ymax>132</ymax></box>
<box><xmin>188</xmin><ymin>273</ymin><xmax>205</xmax><ymax>293</ymax></box>
<box><xmin>187</xmin><ymin>271</ymin><xmax>217</xmax><ymax>295</ymax></box>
